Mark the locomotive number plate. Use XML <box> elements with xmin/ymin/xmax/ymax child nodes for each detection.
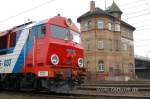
<box><xmin>38</xmin><ymin>71</ymin><xmax>48</xmax><ymax>77</ymax></box>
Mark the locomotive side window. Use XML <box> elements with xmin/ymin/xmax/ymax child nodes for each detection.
<box><xmin>38</xmin><ymin>25</ymin><xmax>46</xmax><ymax>38</ymax></box>
<box><xmin>9</xmin><ymin>32</ymin><xmax>17</xmax><ymax>48</ymax></box>
<box><xmin>0</xmin><ymin>31</ymin><xmax>19</xmax><ymax>55</ymax></box>
<box><xmin>41</xmin><ymin>25</ymin><xmax>46</xmax><ymax>36</ymax></box>
<box><xmin>50</xmin><ymin>25</ymin><xmax>68</xmax><ymax>40</ymax></box>
<box><xmin>0</xmin><ymin>34</ymin><xmax>9</xmax><ymax>54</ymax></box>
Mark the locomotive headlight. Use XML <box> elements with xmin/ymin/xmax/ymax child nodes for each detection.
<box><xmin>78</xmin><ymin>58</ymin><xmax>84</xmax><ymax>67</ymax></box>
<box><xmin>51</xmin><ymin>54</ymin><xmax>59</xmax><ymax>65</ymax></box>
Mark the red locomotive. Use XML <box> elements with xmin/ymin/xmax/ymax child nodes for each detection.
<box><xmin>0</xmin><ymin>15</ymin><xmax>85</xmax><ymax>92</ymax></box>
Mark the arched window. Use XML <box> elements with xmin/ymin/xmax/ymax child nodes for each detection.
<box><xmin>97</xmin><ymin>60</ymin><xmax>105</xmax><ymax>72</ymax></box>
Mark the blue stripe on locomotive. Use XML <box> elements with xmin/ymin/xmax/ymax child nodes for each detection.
<box><xmin>12</xmin><ymin>20</ymin><xmax>47</xmax><ymax>73</ymax></box>
<box><xmin>12</xmin><ymin>29</ymin><xmax>34</xmax><ymax>73</ymax></box>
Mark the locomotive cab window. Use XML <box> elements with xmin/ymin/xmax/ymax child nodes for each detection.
<box><xmin>50</xmin><ymin>25</ymin><xmax>68</xmax><ymax>40</ymax></box>
<box><xmin>38</xmin><ymin>25</ymin><xmax>46</xmax><ymax>38</ymax></box>
<box><xmin>41</xmin><ymin>25</ymin><xmax>46</xmax><ymax>36</ymax></box>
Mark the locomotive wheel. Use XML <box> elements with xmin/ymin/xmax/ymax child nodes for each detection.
<box><xmin>3</xmin><ymin>75</ymin><xmax>10</xmax><ymax>90</ymax></box>
<box><xmin>2</xmin><ymin>74</ymin><xmax>20</xmax><ymax>90</ymax></box>
<box><xmin>19</xmin><ymin>73</ymin><xmax>37</xmax><ymax>91</ymax></box>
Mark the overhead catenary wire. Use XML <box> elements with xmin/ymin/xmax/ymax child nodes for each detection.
<box><xmin>0</xmin><ymin>0</ymin><xmax>149</xmax><ymax>33</ymax></box>
<box><xmin>121</xmin><ymin>2</ymin><xmax>147</xmax><ymax>9</ymax></box>
<box><xmin>127</xmin><ymin>18</ymin><xmax>150</xmax><ymax>24</ymax></box>
<box><xmin>121</xmin><ymin>0</ymin><xmax>150</xmax><ymax>50</ymax></box>
<box><xmin>135</xmin><ymin>43</ymin><xmax>150</xmax><ymax>47</ymax></box>
<box><xmin>123</xmin><ymin>8</ymin><xmax>149</xmax><ymax>15</ymax></box>
<box><xmin>0</xmin><ymin>0</ymin><xmax>56</xmax><ymax>24</ymax></box>
<box><xmin>134</xmin><ymin>38</ymin><xmax>150</xmax><ymax>42</ymax></box>
<box><xmin>117</xmin><ymin>0</ymin><xmax>150</xmax><ymax>20</ymax></box>
<box><xmin>136</xmin><ymin>27</ymin><xmax>150</xmax><ymax>31</ymax></box>
<box><xmin>112</xmin><ymin>0</ymin><xmax>150</xmax><ymax>54</ymax></box>
<box><xmin>135</xmin><ymin>23</ymin><xmax>150</xmax><ymax>29</ymax></box>
<box><xmin>124</xmin><ymin>12</ymin><xmax>150</xmax><ymax>20</ymax></box>
<box><xmin>119</xmin><ymin>0</ymin><xmax>143</xmax><ymax>7</ymax></box>
<box><xmin>0</xmin><ymin>0</ymin><xmax>148</xmax><ymax>25</ymax></box>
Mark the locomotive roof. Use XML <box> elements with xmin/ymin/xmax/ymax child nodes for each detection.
<box><xmin>47</xmin><ymin>16</ymin><xmax>80</xmax><ymax>33</ymax></box>
<box><xmin>0</xmin><ymin>16</ymin><xmax>80</xmax><ymax>37</ymax></box>
<box><xmin>0</xmin><ymin>21</ymin><xmax>34</xmax><ymax>37</ymax></box>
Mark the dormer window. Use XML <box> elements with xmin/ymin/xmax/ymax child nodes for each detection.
<box><xmin>97</xmin><ymin>20</ymin><xmax>104</xmax><ymax>29</ymax></box>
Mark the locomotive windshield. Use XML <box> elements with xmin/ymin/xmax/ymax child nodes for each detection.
<box><xmin>50</xmin><ymin>25</ymin><xmax>68</xmax><ymax>40</ymax></box>
<box><xmin>70</xmin><ymin>30</ymin><xmax>80</xmax><ymax>44</ymax></box>
<box><xmin>50</xmin><ymin>25</ymin><xmax>81</xmax><ymax>44</ymax></box>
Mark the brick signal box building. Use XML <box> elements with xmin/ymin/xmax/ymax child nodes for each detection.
<box><xmin>78</xmin><ymin>1</ymin><xmax>136</xmax><ymax>80</ymax></box>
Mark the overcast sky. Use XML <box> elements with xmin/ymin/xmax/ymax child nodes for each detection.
<box><xmin>0</xmin><ymin>0</ymin><xmax>150</xmax><ymax>57</ymax></box>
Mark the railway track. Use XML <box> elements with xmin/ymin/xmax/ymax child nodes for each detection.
<box><xmin>1</xmin><ymin>80</ymin><xmax>150</xmax><ymax>98</ymax></box>
<box><xmin>0</xmin><ymin>90</ymin><xmax>149</xmax><ymax>99</ymax></box>
<box><xmin>69</xmin><ymin>80</ymin><xmax>150</xmax><ymax>98</ymax></box>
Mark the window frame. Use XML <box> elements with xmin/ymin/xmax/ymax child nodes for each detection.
<box><xmin>115</xmin><ymin>24</ymin><xmax>120</xmax><ymax>32</ymax></box>
<box><xmin>108</xmin><ymin>22</ymin><xmax>112</xmax><ymax>31</ymax></box>
<box><xmin>128</xmin><ymin>63</ymin><xmax>134</xmax><ymax>69</ymax></box>
<box><xmin>115</xmin><ymin>40</ymin><xmax>119</xmax><ymax>51</ymax></box>
<box><xmin>97</xmin><ymin>61</ymin><xmax>105</xmax><ymax>72</ymax></box>
<box><xmin>98</xmin><ymin>39</ymin><xmax>104</xmax><ymax>49</ymax></box>
<box><xmin>0</xmin><ymin>31</ymin><xmax>19</xmax><ymax>55</ymax></box>
<box><xmin>97</xmin><ymin>20</ymin><xmax>104</xmax><ymax>29</ymax></box>
<box><xmin>109</xmin><ymin>39</ymin><xmax>113</xmax><ymax>50</ymax></box>
<box><xmin>81</xmin><ymin>22</ymin><xmax>88</xmax><ymax>31</ymax></box>
<box><xmin>37</xmin><ymin>24</ymin><xmax>46</xmax><ymax>38</ymax></box>
<box><xmin>122</xmin><ymin>43</ymin><xmax>128</xmax><ymax>51</ymax></box>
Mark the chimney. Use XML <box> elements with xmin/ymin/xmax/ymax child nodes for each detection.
<box><xmin>90</xmin><ymin>1</ymin><xmax>95</xmax><ymax>12</ymax></box>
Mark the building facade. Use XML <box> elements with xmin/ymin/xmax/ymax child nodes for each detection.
<box><xmin>77</xmin><ymin>1</ymin><xmax>135</xmax><ymax>81</ymax></box>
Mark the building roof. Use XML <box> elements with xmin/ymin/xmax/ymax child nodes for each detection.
<box><xmin>121</xmin><ymin>20</ymin><xmax>135</xmax><ymax>30</ymax></box>
<box><xmin>77</xmin><ymin>7</ymin><xmax>112</xmax><ymax>22</ymax></box>
<box><xmin>77</xmin><ymin>2</ymin><xmax>135</xmax><ymax>31</ymax></box>
<box><xmin>106</xmin><ymin>1</ymin><xmax>122</xmax><ymax>14</ymax></box>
